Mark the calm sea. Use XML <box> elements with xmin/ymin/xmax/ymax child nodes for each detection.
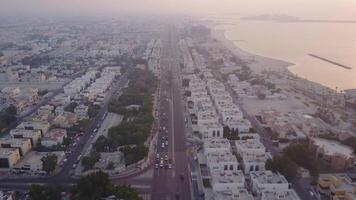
<box><xmin>214</xmin><ymin>18</ymin><xmax>356</xmax><ymax>90</ymax></box>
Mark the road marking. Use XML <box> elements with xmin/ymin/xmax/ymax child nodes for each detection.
<box><xmin>170</xmin><ymin>63</ymin><xmax>176</xmax><ymax>178</ymax></box>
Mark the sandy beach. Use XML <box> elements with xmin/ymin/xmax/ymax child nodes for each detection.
<box><xmin>211</xmin><ymin>28</ymin><xmax>293</xmax><ymax>74</ymax></box>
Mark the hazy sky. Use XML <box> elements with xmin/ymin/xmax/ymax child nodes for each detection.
<box><xmin>1</xmin><ymin>0</ymin><xmax>356</xmax><ymax>19</ymax></box>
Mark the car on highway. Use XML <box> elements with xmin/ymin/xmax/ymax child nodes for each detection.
<box><xmin>72</xmin><ymin>164</ymin><xmax>77</xmax><ymax>169</ymax></box>
<box><xmin>161</xmin><ymin>142</ymin><xmax>165</xmax><ymax>148</ymax></box>
<box><xmin>155</xmin><ymin>163</ymin><xmax>159</xmax><ymax>169</ymax></box>
<box><xmin>159</xmin><ymin>160</ymin><xmax>164</xmax><ymax>168</ymax></box>
<box><xmin>156</xmin><ymin>153</ymin><xmax>160</xmax><ymax>159</ymax></box>
<box><xmin>168</xmin><ymin>163</ymin><xmax>172</xmax><ymax>169</ymax></box>
<box><xmin>179</xmin><ymin>174</ymin><xmax>184</xmax><ymax>181</ymax></box>
<box><xmin>165</xmin><ymin>140</ymin><xmax>168</xmax><ymax>146</ymax></box>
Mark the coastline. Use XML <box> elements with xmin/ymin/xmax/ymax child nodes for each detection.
<box><xmin>207</xmin><ymin>25</ymin><xmax>340</xmax><ymax>93</ymax></box>
<box><xmin>210</xmin><ymin>27</ymin><xmax>294</xmax><ymax>73</ymax></box>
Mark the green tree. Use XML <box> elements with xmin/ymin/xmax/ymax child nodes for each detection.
<box><xmin>106</xmin><ymin>161</ymin><xmax>115</xmax><ymax>170</ymax></box>
<box><xmin>342</xmin><ymin>136</ymin><xmax>356</xmax><ymax>153</ymax></box>
<box><xmin>29</xmin><ymin>184</ymin><xmax>61</xmax><ymax>200</ymax></box>
<box><xmin>81</xmin><ymin>151</ymin><xmax>100</xmax><ymax>171</ymax></box>
<box><xmin>266</xmin><ymin>155</ymin><xmax>298</xmax><ymax>180</ymax></box>
<box><xmin>283</xmin><ymin>142</ymin><xmax>319</xmax><ymax>177</ymax></box>
<box><xmin>41</xmin><ymin>154</ymin><xmax>58</xmax><ymax>174</ymax></box>
<box><xmin>88</xmin><ymin>104</ymin><xmax>100</xmax><ymax>118</ymax></box>
<box><xmin>64</xmin><ymin>102</ymin><xmax>78</xmax><ymax>112</ymax></box>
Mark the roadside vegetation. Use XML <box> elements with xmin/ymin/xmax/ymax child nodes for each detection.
<box><xmin>29</xmin><ymin>171</ymin><xmax>142</xmax><ymax>200</ymax></box>
<box><xmin>94</xmin><ymin>68</ymin><xmax>157</xmax><ymax>165</ymax></box>
<box><xmin>266</xmin><ymin>141</ymin><xmax>320</xmax><ymax>180</ymax></box>
<box><xmin>0</xmin><ymin>104</ymin><xmax>17</xmax><ymax>134</ymax></box>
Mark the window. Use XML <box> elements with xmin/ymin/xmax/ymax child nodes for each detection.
<box><xmin>224</xmin><ymin>165</ymin><xmax>228</xmax><ymax>170</ymax></box>
<box><xmin>230</xmin><ymin>165</ymin><xmax>233</xmax><ymax>170</ymax></box>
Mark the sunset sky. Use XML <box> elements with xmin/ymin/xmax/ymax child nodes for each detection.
<box><xmin>1</xmin><ymin>0</ymin><xmax>356</xmax><ymax>19</ymax></box>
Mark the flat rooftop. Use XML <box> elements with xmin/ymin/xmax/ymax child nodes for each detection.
<box><xmin>206</xmin><ymin>150</ymin><xmax>237</xmax><ymax>163</ymax></box>
<box><xmin>211</xmin><ymin>170</ymin><xmax>245</xmax><ymax>184</ymax></box>
<box><xmin>312</xmin><ymin>138</ymin><xmax>354</xmax><ymax>158</ymax></box>
<box><xmin>250</xmin><ymin>171</ymin><xmax>288</xmax><ymax>185</ymax></box>
<box><xmin>204</xmin><ymin>138</ymin><xmax>231</xmax><ymax>149</ymax></box>
<box><xmin>262</xmin><ymin>190</ymin><xmax>301</xmax><ymax>200</ymax></box>
<box><xmin>214</xmin><ymin>189</ymin><xmax>254</xmax><ymax>200</ymax></box>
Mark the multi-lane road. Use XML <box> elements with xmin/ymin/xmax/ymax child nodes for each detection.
<box><xmin>151</xmin><ymin>27</ymin><xmax>191</xmax><ymax>200</ymax></box>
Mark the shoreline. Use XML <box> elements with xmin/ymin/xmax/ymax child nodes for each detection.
<box><xmin>207</xmin><ymin>25</ymin><xmax>342</xmax><ymax>93</ymax></box>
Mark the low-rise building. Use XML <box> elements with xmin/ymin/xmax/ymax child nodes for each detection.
<box><xmin>17</xmin><ymin>121</ymin><xmax>50</xmax><ymax>135</ymax></box>
<box><xmin>37</xmin><ymin>105</ymin><xmax>54</xmax><ymax>115</ymax></box>
<box><xmin>250</xmin><ymin>171</ymin><xmax>289</xmax><ymax>198</ymax></box>
<box><xmin>0</xmin><ymin>148</ymin><xmax>21</xmax><ymax>169</ymax></box>
<box><xmin>312</xmin><ymin>138</ymin><xmax>355</xmax><ymax>170</ymax></box>
<box><xmin>203</xmin><ymin>138</ymin><xmax>231</xmax><ymax>155</ymax></box>
<box><xmin>9</xmin><ymin>129</ymin><xmax>41</xmax><ymax>146</ymax></box>
<box><xmin>41</xmin><ymin>129</ymin><xmax>67</xmax><ymax>147</ymax></box>
<box><xmin>236</xmin><ymin>139</ymin><xmax>269</xmax><ymax>174</ymax></box>
<box><xmin>211</xmin><ymin>170</ymin><xmax>245</xmax><ymax>192</ymax></box>
<box><xmin>317</xmin><ymin>173</ymin><xmax>356</xmax><ymax>200</ymax></box>
<box><xmin>199</xmin><ymin>121</ymin><xmax>224</xmax><ymax>139</ymax></box>
<box><xmin>214</xmin><ymin>189</ymin><xmax>254</xmax><ymax>200</ymax></box>
<box><xmin>261</xmin><ymin>190</ymin><xmax>301</xmax><ymax>200</ymax></box>
<box><xmin>11</xmin><ymin>151</ymin><xmax>65</xmax><ymax>175</ymax></box>
<box><xmin>206</xmin><ymin>150</ymin><xmax>239</xmax><ymax>173</ymax></box>
<box><xmin>0</xmin><ymin>138</ymin><xmax>32</xmax><ymax>156</ymax></box>
<box><xmin>74</xmin><ymin>104</ymin><xmax>89</xmax><ymax>119</ymax></box>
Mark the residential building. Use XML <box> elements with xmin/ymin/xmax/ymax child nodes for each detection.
<box><xmin>312</xmin><ymin>138</ymin><xmax>355</xmax><ymax>170</ymax></box>
<box><xmin>250</xmin><ymin>171</ymin><xmax>289</xmax><ymax>198</ymax></box>
<box><xmin>235</xmin><ymin>139</ymin><xmax>269</xmax><ymax>174</ymax></box>
<box><xmin>206</xmin><ymin>150</ymin><xmax>239</xmax><ymax>173</ymax></box>
<box><xmin>74</xmin><ymin>104</ymin><xmax>88</xmax><ymax>119</ymax></box>
<box><xmin>41</xmin><ymin>129</ymin><xmax>67</xmax><ymax>147</ymax></box>
<box><xmin>9</xmin><ymin>129</ymin><xmax>41</xmax><ymax>146</ymax></box>
<box><xmin>203</xmin><ymin>138</ymin><xmax>231</xmax><ymax>155</ymax></box>
<box><xmin>0</xmin><ymin>148</ymin><xmax>21</xmax><ymax>169</ymax></box>
<box><xmin>317</xmin><ymin>173</ymin><xmax>356</xmax><ymax>200</ymax></box>
<box><xmin>0</xmin><ymin>138</ymin><xmax>32</xmax><ymax>156</ymax></box>
<box><xmin>214</xmin><ymin>189</ymin><xmax>254</xmax><ymax>200</ymax></box>
<box><xmin>211</xmin><ymin>170</ymin><xmax>245</xmax><ymax>192</ymax></box>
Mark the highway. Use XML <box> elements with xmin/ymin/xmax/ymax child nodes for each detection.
<box><xmin>151</xmin><ymin>26</ymin><xmax>191</xmax><ymax>200</ymax></box>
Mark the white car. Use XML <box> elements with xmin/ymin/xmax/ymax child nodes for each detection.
<box><xmin>156</xmin><ymin>153</ymin><xmax>160</xmax><ymax>159</ymax></box>
<box><xmin>168</xmin><ymin>163</ymin><xmax>172</xmax><ymax>169</ymax></box>
<box><xmin>161</xmin><ymin>143</ymin><xmax>165</xmax><ymax>148</ymax></box>
<box><xmin>165</xmin><ymin>141</ymin><xmax>168</xmax><ymax>146</ymax></box>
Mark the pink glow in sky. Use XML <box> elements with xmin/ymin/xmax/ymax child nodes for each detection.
<box><xmin>1</xmin><ymin>0</ymin><xmax>356</xmax><ymax>19</ymax></box>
